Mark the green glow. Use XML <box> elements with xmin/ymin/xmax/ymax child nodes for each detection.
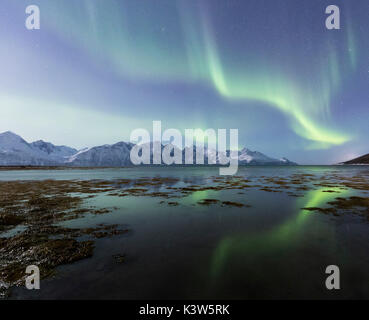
<box><xmin>211</xmin><ymin>186</ymin><xmax>349</xmax><ymax>278</ymax></box>
<box><xmin>200</xmin><ymin>20</ymin><xmax>351</xmax><ymax>147</ymax></box>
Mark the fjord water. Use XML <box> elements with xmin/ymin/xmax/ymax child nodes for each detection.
<box><xmin>4</xmin><ymin>166</ymin><xmax>369</xmax><ymax>299</ymax></box>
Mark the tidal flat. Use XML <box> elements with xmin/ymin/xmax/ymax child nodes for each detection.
<box><xmin>1</xmin><ymin>166</ymin><xmax>369</xmax><ymax>299</ymax></box>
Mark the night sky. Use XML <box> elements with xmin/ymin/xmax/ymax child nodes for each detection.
<box><xmin>0</xmin><ymin>0</ymin><xmax>368</xmax><ymax>164</ymax></box>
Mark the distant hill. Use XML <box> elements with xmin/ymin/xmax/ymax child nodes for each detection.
<box><xmin>343</xmin><ymin>153</ymin><xmax>369</xmax><ymax>165</ymax></box>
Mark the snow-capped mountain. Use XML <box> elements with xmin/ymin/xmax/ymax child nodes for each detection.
<box><xmin>66</xmin><ymin>142</ymin><xmax>134</xmax><ymax>167</ymax></box>
<box><xmin>0</xmin><ymin>131</ymin><xmax>297</xmax><ymax>166</ymax></box>
<box><xmin>238</xmin><ymin>148</ymin><xmax>296</xmax><ymax>165</ymax></box>
<box><xmin>31</xmin><ymin>140</ymin><xmax>77</xmax><ymax>160</ymax></box>
<box><xmin>0</xmin><ymin>131</ymin><xmax>77</xmax><ymax>165</ymax></box>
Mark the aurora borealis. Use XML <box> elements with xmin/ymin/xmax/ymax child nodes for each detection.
<box><xmin>0</xmin><ymin>0</ymin><xmax>368</xmax><ymax>164</ymax></box>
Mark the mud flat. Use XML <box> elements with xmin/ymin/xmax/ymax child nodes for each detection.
<box><xmin>0</xmin><ymin>179</ymin><xmax>129</xmax><ymax>298</ymax></box>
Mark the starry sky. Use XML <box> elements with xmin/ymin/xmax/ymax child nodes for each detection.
<box><xmin>0</xmin><ymin>0</ymin><xmax>368</xmax><ymax>164</ymax></box>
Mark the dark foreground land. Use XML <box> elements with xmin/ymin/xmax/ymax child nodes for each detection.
<box><xmin>344</xmin><ymin>153</ymin><xmax>369</xmax><ymax>165</ymax></box>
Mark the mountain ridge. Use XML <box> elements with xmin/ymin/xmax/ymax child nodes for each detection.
<box><xmin>0</xmin><ymin>131</ymin><xmax>297</xmax><ymax>166</ymax></box>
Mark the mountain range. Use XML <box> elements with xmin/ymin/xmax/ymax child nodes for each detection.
<box><xmin>0</xmin><ymin>131</ymin><xmax>297</xmax><ymax>166</ymax></box>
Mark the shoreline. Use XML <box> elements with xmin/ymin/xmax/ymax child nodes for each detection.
<box><xmin>0</xmin><ymin>164</ymin><xmax>369</xmax><ymax>171</ymax></box>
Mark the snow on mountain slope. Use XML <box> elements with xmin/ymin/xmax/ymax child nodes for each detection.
<box><xmin>0</xmin><ymin>131</ymin><xmax>55</xmax><ymax>165</ymax></box>
<box><xmin>239</xmin><ymin>148</ymin><xmax>275</xmax><ymax>163</ymax></box>
<box><xmin>238</xmin><ymin>148</ymin><xmax>296</xmax><ymax>165</ymax></box>
<box><xmin>0</xmin><ymin>131</ymin><xmax>76</xmax><ymax>165</ymax></box>
<box><xmin>65</xmin><ymin>147</ymin><xmax>92</xmax><ymax>163</ymax></box>
<box><xmin>0</xmin><ymin>131</ymin><xmax>33</xmax><ymax>153</ymax></box>
<box><xmin>31</xmin><ymin>140</ymin><xmax>77</xmax><ymax>159</ymax></box>
<box><xmin>67</xmin><ymin>142</ymin><xmax>134</xmax><ymax>167</ymax></box>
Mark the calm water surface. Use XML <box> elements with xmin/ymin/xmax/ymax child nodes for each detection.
<box><xmin>2</xmin><ymin>166</ymin><xmax>369</xmax><ymax>299</ymax></box>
